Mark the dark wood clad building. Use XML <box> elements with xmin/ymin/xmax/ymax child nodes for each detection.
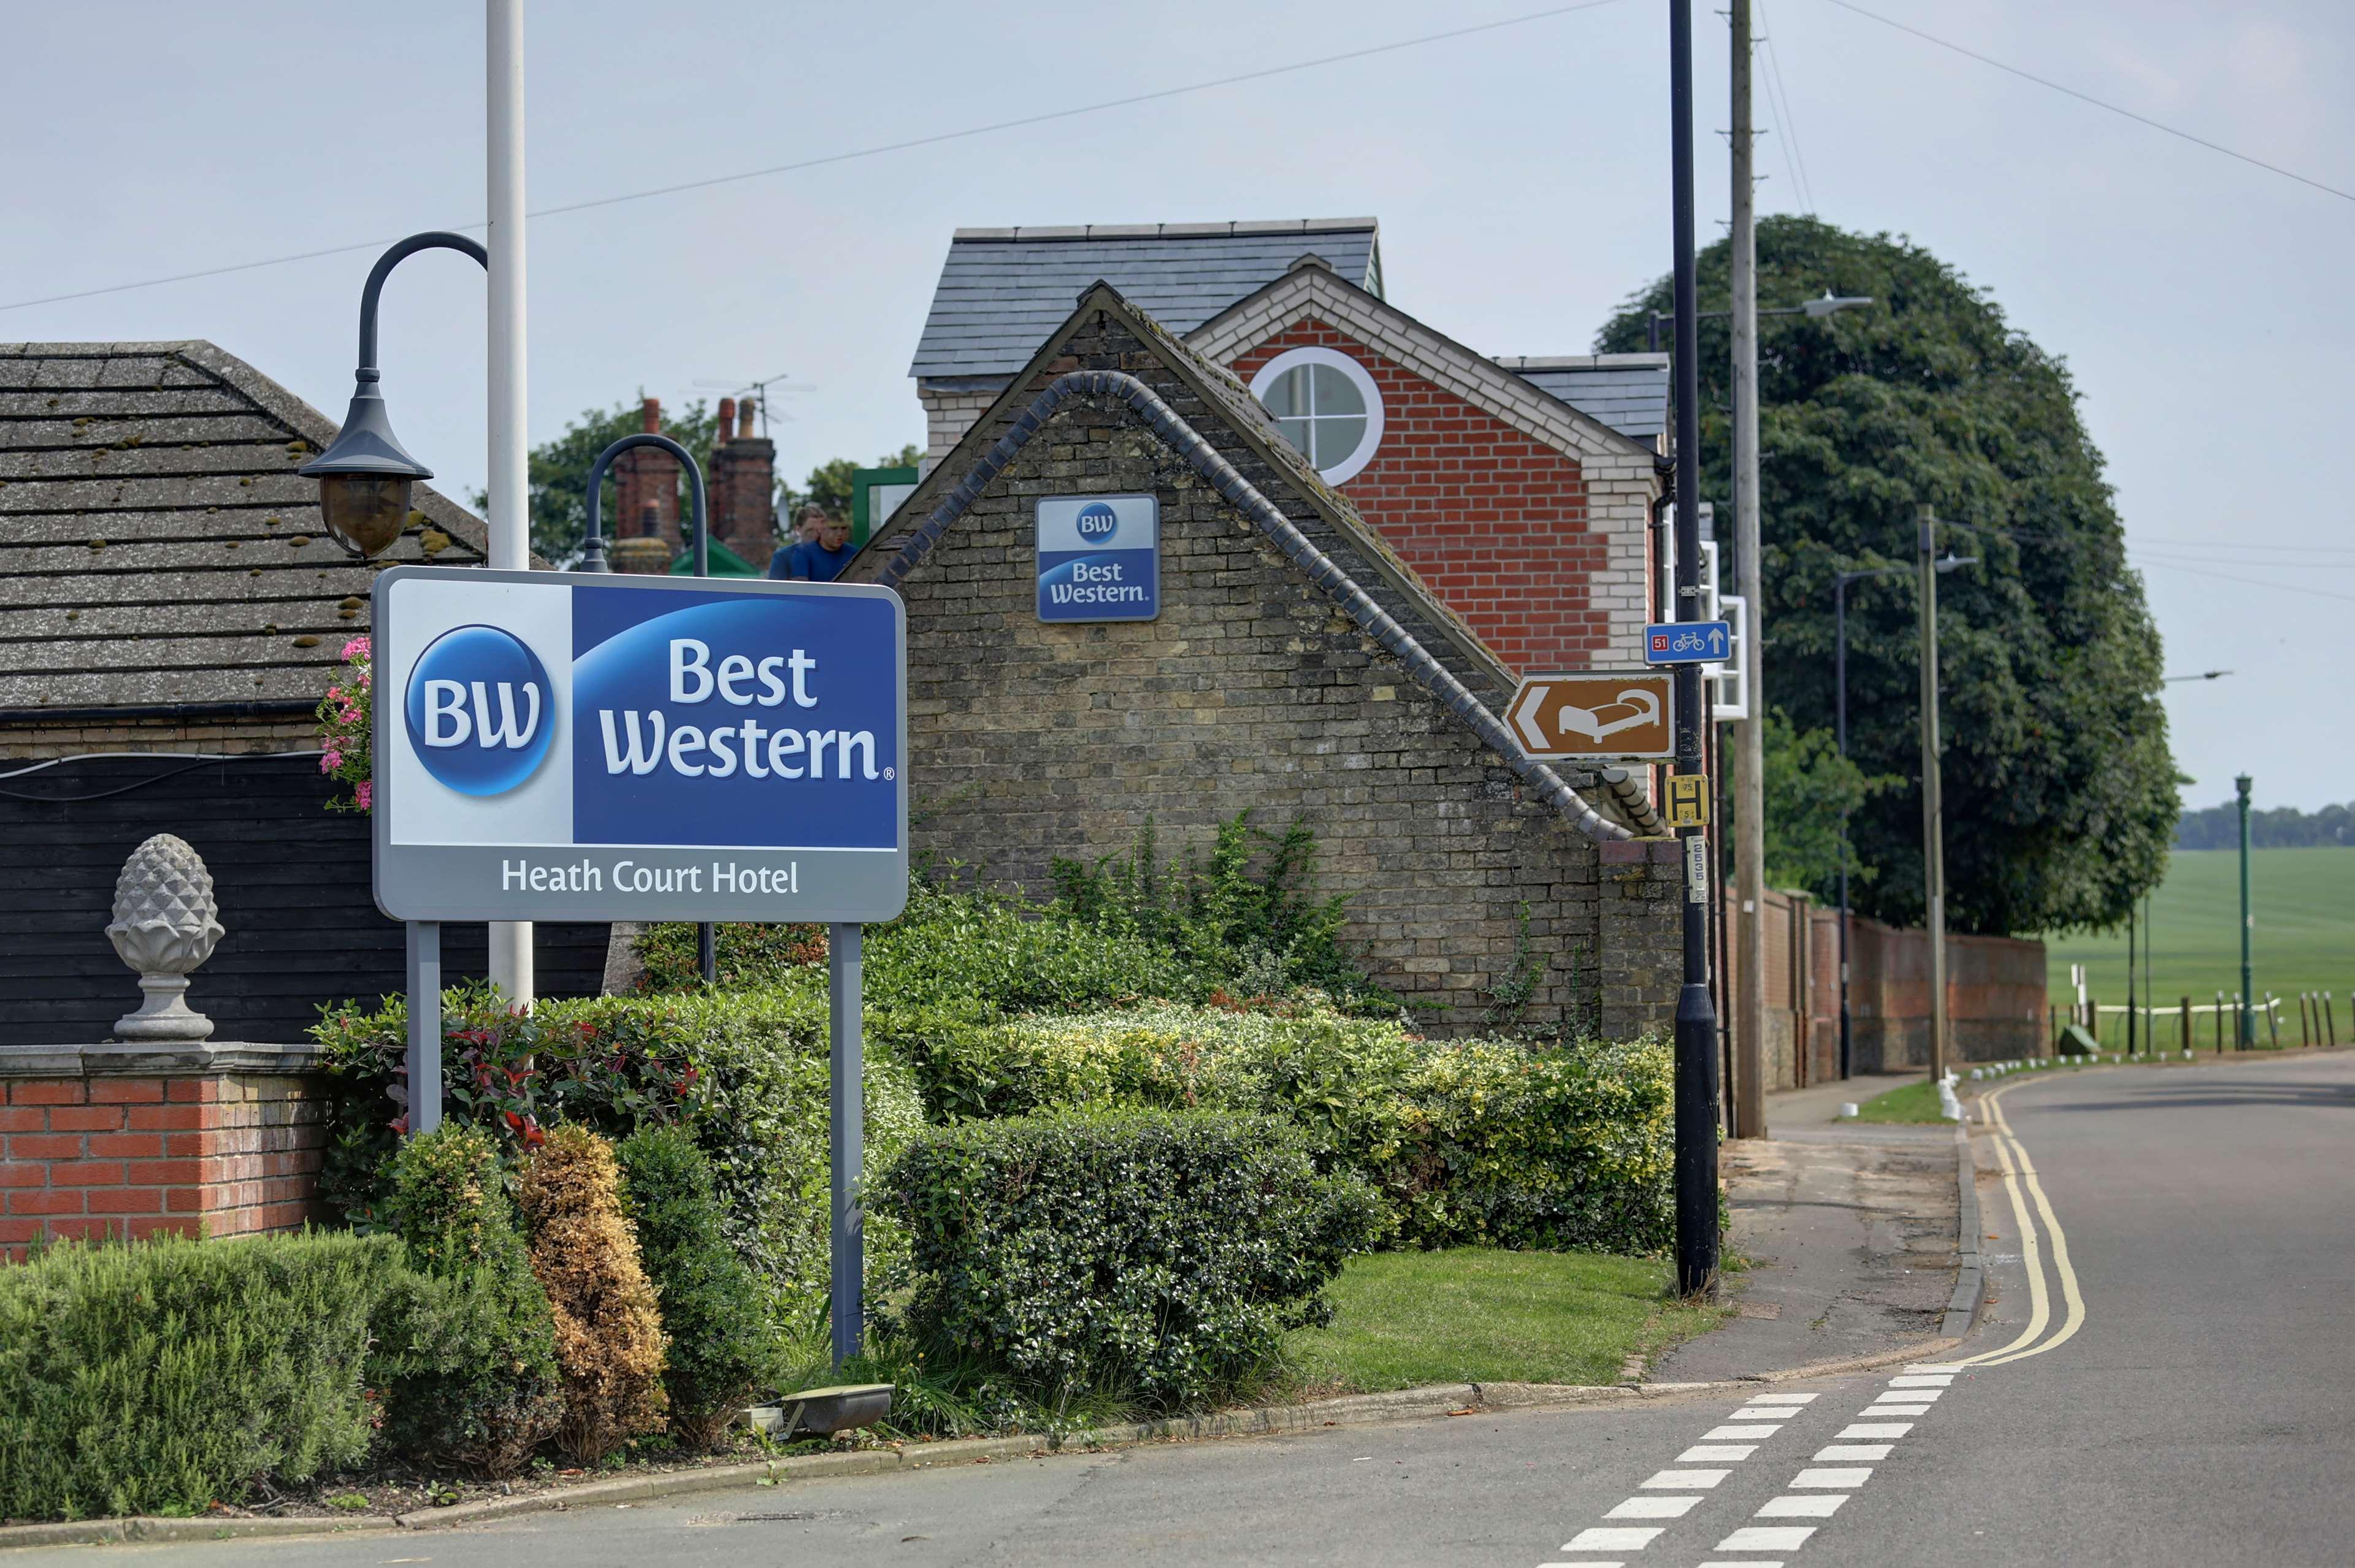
<box><xmin>0</xmin><ymin>340</ymin><xmax>605</xmax><ymax>1042</ymax></box>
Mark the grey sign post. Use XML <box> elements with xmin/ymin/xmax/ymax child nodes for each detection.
<box><xmin>372</xmin><ymin>565</ymin><xmax>907</xmax><ymax>1367</ymax></box>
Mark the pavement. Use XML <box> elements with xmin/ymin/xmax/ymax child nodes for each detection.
<box><xmin>20</xmin><ymin>1051</ymin><xmax>2351</xmax><ymax>1566</ymax></box>
<box><xmin>1654</xmin><ymin>1071</ymin><xmax>1961</xmax><ymax>1381</ymax></box>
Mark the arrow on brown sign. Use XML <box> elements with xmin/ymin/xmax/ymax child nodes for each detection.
<box><xmin>1503</xmin><ymin>671</ymin><xmax>1676</xmax><ymax>760</ymax></box>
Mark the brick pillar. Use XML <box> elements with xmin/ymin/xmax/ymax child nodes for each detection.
<box><xmin>1</xmin><ymin>1042</ymin><xmax>329</xmax><ymax>1256</ymax></box>
<box><xmin>709</xmin><ymin>396</ymin><xmax>778</xmax><ymax>573</ymax></box>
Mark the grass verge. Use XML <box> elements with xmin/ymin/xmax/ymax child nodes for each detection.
<box><xmin>1850</xmin><ymin>1077</ymin><xmax>1956</xmax><ymax>1124</ymax></box>
<box><xmin>1282</xmin><ymin>1247</ymin><xmax>1727</xmax><ymax>1393</ymax></box>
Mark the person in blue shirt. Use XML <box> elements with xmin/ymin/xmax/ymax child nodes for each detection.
<box><xmin>768</xmin><ymin>505</ymin><xmax>856</xmax><ymax>581</ymax></box>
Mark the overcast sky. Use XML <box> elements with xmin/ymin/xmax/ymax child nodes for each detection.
<box><xmin>8</xmin><ymin>1</ymin><xmax>2348</xmax><ymax>809</ymax></box>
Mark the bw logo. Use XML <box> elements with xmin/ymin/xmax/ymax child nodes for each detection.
<box><xmin>1074</xmin><ymin>502</ymin><xmax>1119</xmax><ymax>544</ymax></box>
<box><xmin>404</xmin><ymin>624</ymin><xmax>556</xmax><ymax>797</ymax></box>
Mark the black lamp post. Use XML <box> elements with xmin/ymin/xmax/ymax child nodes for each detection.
<box><xmin>298</xmin><ymin>232</ymin><xmax>489</xmax><ymax>558</ymax></box>
<box><xmin>581</xmin><ymin>434</ymin><xmax>718</xmax><ymax>985</ymax></box>
<box><xmin>580</xmin><ymin>434</ymin><xmax>708</xmax><ymax>578</ymax></box>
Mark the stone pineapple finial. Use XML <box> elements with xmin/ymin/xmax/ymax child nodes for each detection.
<box><xmin>105</xmin><ymin>833</ymin><xmax>224</xmax><ymax>1042</ymax></box>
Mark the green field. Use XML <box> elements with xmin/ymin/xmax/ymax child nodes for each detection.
<box><xmin>2045</xmin><ymin>849</ymin><xmax>2355</xmax><ymax>1011</ymax></box>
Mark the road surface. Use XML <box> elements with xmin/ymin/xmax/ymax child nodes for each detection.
<box><xmin>40</xmin><ymin>1052</ymin><xmax>2353</xmax><ymax>1567</ymax></box>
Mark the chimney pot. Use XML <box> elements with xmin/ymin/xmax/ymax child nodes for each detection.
<box><xmin>640</xmin><ymin>396</ymin><xmax>661</xmax><ymax>434</ymax></box>
<box><xmin>717</xmin><ymin>397</ymin><xmax>736</xmax><ymax>442</ymax></box>
<box><xmin>739</xmin><ymin>399</ymin><xmax>757</xmax><ymax>440</ymax></box>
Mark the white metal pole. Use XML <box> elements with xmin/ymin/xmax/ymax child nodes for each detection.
<box><xmin>486</xmin><ymin>0</ymin><xmax>534</xmax><ymax>1004</ymax></box>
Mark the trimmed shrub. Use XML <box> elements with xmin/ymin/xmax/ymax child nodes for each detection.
<box><xmin>315</xmin><ymin>988</ymin><xmax>925</xmax><ymax>1329</ymax></box>
<box><xmin>374</xmin><ymin>1126</ymin><xmax>562</xmax><ymax>1475</ymax></box>
<box><xmin>883</xmin><ymin>1111</ymin><xmax>1379</xmax><ymax>1409</ymax></box>
<box><xmin>0</xmin><ymin>1231</ymin><xmax>399</xmax><ymax>1521</ymax></box>
<box><xmin>516</xmin><ymin>1128</ymin><xmax>668</xmax><ymax>1463</ymax></box>
<box><xmin>906</xmin><ymin>1002</ymin><xmax>1675</xmax><ymax>1256</ymax></box>
<box><xmin>616</xmin><ymin>1126</ymin><xmax>769</xmax><ymax>1448</ymax></box>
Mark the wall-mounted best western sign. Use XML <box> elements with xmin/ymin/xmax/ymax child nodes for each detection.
<box><xmin>1036</xmin><ymin>494</ymin><xmax>1158</xmax><ymax>622</ymax></box>
<box><xmin>372</xmin><ymin>567</ymin><xmax>908</xmax><ymax>924</ymax></box>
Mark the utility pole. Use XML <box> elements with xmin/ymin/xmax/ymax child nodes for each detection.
<box><xmin>485</xmin><ymin>0</ymin><xmax>534</xmax><ymax>1006</ymax></box>
<box><xmin>1916</xmin><ymin>504</ymin><xmax>1948</xmax><ymax>1082</ymax></box>
<box><xmin>1669</xmin><ymin>0</ymin><xmax>1721</xmax><ymax>1296</ymax></box>
<box><xmin>2237</xmin><ymin>773</ymin><xmax>2254</xmax><ymax>1046</ymax></box>
<box><xmin>1729</xmin><ymin>0</ymin><xmax>1766</xmax><ymax>1138</ymax></box>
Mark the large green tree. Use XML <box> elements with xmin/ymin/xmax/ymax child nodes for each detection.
<box><xmin>1599</xmin><ymin>217</ymin><xmax>2175</xmax><ymax>935</ymax></box>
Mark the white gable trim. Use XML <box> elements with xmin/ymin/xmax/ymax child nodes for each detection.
<box><xmin>1186</xmin><ymin>269</ymin><xmax>1655</xmax><ymax>471</ymax></box>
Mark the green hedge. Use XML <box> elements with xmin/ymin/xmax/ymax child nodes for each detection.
<box><xmin>313</xmin><ymin>987</ymin><xmax>924</xmax><ymax>1327</ymax></box>
<box><xmin>906</xmin><ymin>1002</ymin><xmax>1674</xmax><ymax>1256</ymax></box>
<box><xmin>0</xmin><ymin>1232</ymin><xmax>399</xmax><ymax>1521</ymax></box>
<box><xmin>883</xmin><ymin>1111</ymin><xmax>1377</xmax><ymax>1408</ymax></box>
<box><xmin>616</xmin><ymin>1126</ymin><xmax>769</xmax><ymax>1447</ymax></box>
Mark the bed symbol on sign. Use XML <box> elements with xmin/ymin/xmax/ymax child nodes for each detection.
<box><xmin>1502</xmin><ymin>671</ymin><xmax>1676</xmax><ymax>760</ymax></box>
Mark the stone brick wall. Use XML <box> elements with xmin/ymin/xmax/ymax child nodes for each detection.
<box><xmin>1229</xmin><ymin>320</ymin><xmax>1612</xmax><ymax>675</ymax></box>
<box><xmin>0</xmin><ymin>1044</ymin><xmax>327</xmax><ymax>1257</ymax></box>
<box><xmin>872</xmin><ymin>308</ymin><xmax>1674</xmax><ymax>1035</ymax></box>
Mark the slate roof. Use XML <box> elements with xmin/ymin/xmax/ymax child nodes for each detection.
<box><xmin>1492</xmin><ymin>354</ymin><xmax>1671</xmax><ymax>445</ymax></box>
<box><xmin>0</xmin><ymin>341</ymin><xmax>489</xmax><ymax>714</ymax></box>
<box><xmin>909</xmin><ymin>220</ymin><xmax>1382</xmax><ymax>381</ymax></box>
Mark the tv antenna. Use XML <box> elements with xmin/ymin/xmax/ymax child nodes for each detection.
<box><xmin>692</xmin><ymin>371</ymin><xmax>810</xmax><ymax>438</ymax></box>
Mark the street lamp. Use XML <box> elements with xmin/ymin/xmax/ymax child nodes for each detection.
<box><xmin>1832</xmin><ymin>562</ymin><xmax>1903</xmax><ymax>1078</ymax></box>
<box><xmin>1647</xmin><ymin>291</ymin><xmax>1876</xmax><ymax>351</ymax></box>
<box><xmin>299</xmin><ymin>232</ymin><xmax>489</xmax><ymax>559</ymax></box>
<box><xmin>1831</xmin><ymin>546</ymin><xmax>1972</xmax><ymax>1080</ymax></box>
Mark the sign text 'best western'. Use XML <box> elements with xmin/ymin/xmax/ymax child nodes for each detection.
<box><xmin>373</xmin><ymin>567</ymin><xmax>908</xmax><ymax>924</ymax></box>
<box><xmin>1036</xmin><ymin>494</ymin><xmax>1158</xmax><ymax>622</ymax></box>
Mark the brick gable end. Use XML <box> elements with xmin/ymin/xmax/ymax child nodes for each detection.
<box><xmin>1230</xmin><ymin>321</ymin><xmax>1609</xmax><ymax>675</ymax></box>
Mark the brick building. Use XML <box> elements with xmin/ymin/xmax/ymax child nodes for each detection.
<box><xmin>851</xmin><ymin>284</ymin><xmax>1680</xmax><ymax>1034</ymax></box>
<box><xmin>909</xmin><ymin>220</ymin><xmax>1669</xmax><ymax>677</ymax></box>
<box><xmin>0</xmin><ymin>340</ymin><xmax>605</xmax><ymax>1044</ymax></box>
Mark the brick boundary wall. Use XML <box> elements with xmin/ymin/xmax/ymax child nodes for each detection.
<box><xmin>0</xmin><ymin>1043</ymin><xmax>328</xmax><ymax>1258</ymax></box>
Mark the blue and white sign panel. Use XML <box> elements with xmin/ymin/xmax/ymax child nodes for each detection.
<box><xmin>1036</xmin><ymin>494</ymin><xmax>1158</xmax><ymax>622</ymax></box>
<box><xmin>1644</xmin><ymin>619</ymin><xmax>1733</xmax><ymax>665</ymax></box>
<box><xmin>372</xmin><ymin>567</ymin><xmax>907</xmax><ymax>924</ymax></box>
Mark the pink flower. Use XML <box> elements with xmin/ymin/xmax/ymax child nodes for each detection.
<box><xmin>342</xmin><ymin>636</ymin><xmax>372</xmax><ymax>662</ymax></box>
<box><xmin>326</xmin><ymin>685</ymin><xmax>342</xmax><ymax>703</ymax></box>
<box><xmin>320</xmin><ymin>749</ymin><xmax>343</xmax><ymax>772</ymax></box>
<box><xmin>353</xmin><ymin>781</ymin><xmax>373</xmax><ymax>811</ymax></box>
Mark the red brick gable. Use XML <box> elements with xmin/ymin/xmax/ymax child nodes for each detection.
<box><xmin>1229</xmin><ymin>319</ymin><xmax>1610</xmax><ymax>675</ymax></box>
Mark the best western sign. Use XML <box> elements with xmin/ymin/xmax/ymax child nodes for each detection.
<box><xmin>372</xmin><ymin>567</ymin><xmax>908</xmax><ymax>923</ymax></box>
<box><xmin>1037</xmin><ymin>494</ymin><xmax>1158</xmax><ymax>622</ymax></box>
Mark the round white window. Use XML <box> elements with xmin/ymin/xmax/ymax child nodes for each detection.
<box><xmin>1249</xmin><ymin>346</ymin><xmax>1385</xmax><ymax>484</ymax></box>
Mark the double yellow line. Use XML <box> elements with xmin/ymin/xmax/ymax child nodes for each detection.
<box><xmin>1940</xmin><ymin>1080</ymin><xmax>2086</xmax><ymax>1367</ymax></box>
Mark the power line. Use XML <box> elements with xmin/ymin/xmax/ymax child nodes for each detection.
<box><xmin>1754</xmin><ymin>2</ymin><xmax>1817</xmax><ymax>213</ymax></box>
<box><xmin>1818</xmin><ymin>0</ymin><xmax>2355</xmax><ymax>204</ymax></box>
<box><xmin>2130</xmin><ymin>557</ymin><xmax>2355</xmax><ymax>606</ymax></box>
<box><xmin>0</xmin><ymin>0</ymin><xmax>1631</xmax><ymax>316</ymax></box>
